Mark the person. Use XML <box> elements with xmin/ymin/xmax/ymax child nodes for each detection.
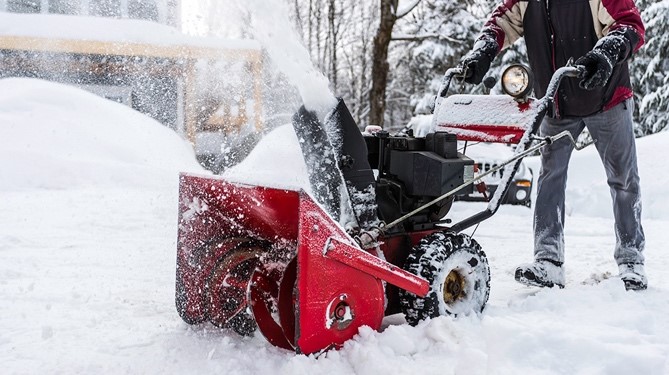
<box><xmin>459</xmin><ymin>0</ymin><xmax>647</xmax><ymax>290</ymax></box>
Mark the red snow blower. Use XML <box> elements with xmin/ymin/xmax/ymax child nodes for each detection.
<box><xmin>176</xmin><ymin>64</ymin><xmax>584</xmax><ymax>354</ymax></box>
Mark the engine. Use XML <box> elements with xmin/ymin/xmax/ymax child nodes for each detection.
<box><xmin>364</xmin><ymin>131</ymin><xmax>475</xmax><ymax>233</ymax></box>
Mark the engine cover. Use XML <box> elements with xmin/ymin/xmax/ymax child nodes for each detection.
<box><xmin>388</xmin><ymin>150</ymin><xmax>474</xmax><ymax>197</ymax></box>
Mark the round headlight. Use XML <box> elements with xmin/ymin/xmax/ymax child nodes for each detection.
<box><xmin>515</xmin><ymin>189</ymin><xmax>528</xmax><ymax>201</ymax></box>
<box><xmin>501</xmin><ymin>65</ymin><xmax>533</xmax><ymax>98</ymax></box>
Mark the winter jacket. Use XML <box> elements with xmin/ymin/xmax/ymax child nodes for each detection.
<box><xmin>480</xmin><ymin>0</ymin><xmax>645</xmax><ymax>118</ymax></box>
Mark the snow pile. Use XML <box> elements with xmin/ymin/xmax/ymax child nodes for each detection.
<box><xmin>0</xmin><ymin>78</ymin><xmax>203</xmax><ymax>191</ymax></box>
<box><xmin>224</xmin><ymin>124</ymin><xmax>310</xmax><ymax>191</ymax></box>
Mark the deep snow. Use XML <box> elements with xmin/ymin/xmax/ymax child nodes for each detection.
<box><xmin>1</xmin><ymin>80</ymin><xmax>668</xmax><ymax>374</ymax></box>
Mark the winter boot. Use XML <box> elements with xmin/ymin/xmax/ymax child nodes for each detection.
<box><xmin>619</xmin><ymin>263</ymin><xmax>647</xmax><ymax>291</ymax></box>
<box><xmin>515</xmin><ymin>259</ymin><xmax>565</xmax><ymax>288</ymax></box>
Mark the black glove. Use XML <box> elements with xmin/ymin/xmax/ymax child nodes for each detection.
<box><xmin>575</xmin><ymin>29</ymin><xmax>633</xmax><ymax>90</ymax></box>
<box><xmin>460</xmin><ymin>35</ymin><xmax>498</xmax><ymax>84</ymax></box>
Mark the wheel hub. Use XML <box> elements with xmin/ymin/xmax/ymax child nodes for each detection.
<box><xmin>443</xmin><ymin>269</ymin><xmax>466</xmax><ymax>304</ymax></box>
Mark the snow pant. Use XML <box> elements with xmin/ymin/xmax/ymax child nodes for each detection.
<box><xmin>533</xmin><ymin>98</ymin><xmax>645</xmax><ymax>266</ymax></box>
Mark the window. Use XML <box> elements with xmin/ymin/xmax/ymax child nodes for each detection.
<box><xmin>49</xmin><ymin>0</ymin><xmax>80</xmax><ymax>15</ymax></box>
<box><xmin>7</xmin><ymin>0</ymin><xmax>41</xmax><ymax>13</ymax></box>
<box><xmin>89</xmin><ymin>0</ymin><xmax>121</xmax><ymax>17</ymax></box>
<box><xmin>128</xmin><ymin>0</ymin><xmax>158</xmax><ymax>22</ymax></box>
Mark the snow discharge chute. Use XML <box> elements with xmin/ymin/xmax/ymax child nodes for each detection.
<box><xmin>291</xmin><ymin>98</ymin><xmax>379</xmax><ymax>232</ymax></box>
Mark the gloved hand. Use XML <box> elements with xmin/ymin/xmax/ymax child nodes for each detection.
<box><xmin>575</xmin><ymin>31</ymin><xmax>632</xmax><ymax>90</ymax></box>
<box><xmin>460</xmin><ymin>36</ymin><xmax>498</xmax><ymax>85</ymax></box>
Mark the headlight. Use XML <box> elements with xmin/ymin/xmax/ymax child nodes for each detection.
<box><xmin>515</xmin><ymin>189</ymin><xmax>528</xmax><ymax>201</ymax></box>
<box><xmin>501</xmin><ymin>65</ymin><xmax>533</xmax><ymax>98</ymax></box>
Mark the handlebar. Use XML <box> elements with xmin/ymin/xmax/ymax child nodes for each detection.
<box><xmin>437</xmin><ymin>66</ymin><xmax>467</xmax><ymax>98</ymax></box>
<box><xmin>440</xmin><ymin>64</ymin><xmax>584</xmax><ymax>99</ymax></box>
<box><xmin>542</xmin><ymin>65</ymin><xmax>584</xmax><ymax>101</ymax></box>
<box><xmin>433</xmin><ymin>64</ymin><xmax>585</xmax><ymax>115</ymax></box>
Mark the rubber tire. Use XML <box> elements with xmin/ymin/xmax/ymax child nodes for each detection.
<box><xmin>399</xmin><ymin>232</ymin><xmax>490</xmax><ymax>326</ymax></box>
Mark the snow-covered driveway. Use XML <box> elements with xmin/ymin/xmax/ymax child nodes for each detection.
<box><xmin>2</xmin><ymin>187</ymin><xmax>667</xmax><ymax>374</ymax></box>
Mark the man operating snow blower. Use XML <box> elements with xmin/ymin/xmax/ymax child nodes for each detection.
<box><xmin>459</xmin><ymin>0</ymin><xmax>647</xmax><ymax>290</ymax></box>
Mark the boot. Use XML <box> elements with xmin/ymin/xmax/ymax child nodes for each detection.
<box><xmin>619</xmin><ymin>263</ymin><xmax>647</xmax><ymax>291</ymax></box>
<box><xmin>515</xmin><ymin>259</ymin><xmax>565</xmax><ymax>288</ymax></box>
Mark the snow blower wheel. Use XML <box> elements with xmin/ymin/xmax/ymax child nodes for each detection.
<box><xmin>399</xmin><ymin>232</ymin><xmax>490</xmax><ymax>325</ymax></box>
<box><xmin>204</xmin><ymin>239</ymin><xmax>269</xmax><ymax>336</ymax></box>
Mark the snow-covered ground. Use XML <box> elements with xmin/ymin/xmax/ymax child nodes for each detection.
<box><xmin>1</xmin><ymin>80</ymin><xmax>668</xmax><ymax>374</ymax></box>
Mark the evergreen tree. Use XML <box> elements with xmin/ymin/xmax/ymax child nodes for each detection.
<box><xmin>631</xmin><ymin>0</ymin><xmax>669</xmax><ymax>135</ymax></box>
<box><xmin>393</xmin><ymin>0</ymin><xmax>482</xmax><ymax>119</ymax></box>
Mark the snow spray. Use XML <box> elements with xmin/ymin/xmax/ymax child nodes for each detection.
<box><xmin>227</xmin><ymin>0</ymin><xmax>364</xmax><ymax>230</ymax></box>
<box><xmin>231</xmin><ymin>0</ymin><xmax>338</xmax><ymax>116</ymax></box>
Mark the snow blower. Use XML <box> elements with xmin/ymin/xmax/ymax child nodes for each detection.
<box><xmin>175</xmin><ymin>64</ymin><xmax>585</xmax><ymax>354</ymax></box>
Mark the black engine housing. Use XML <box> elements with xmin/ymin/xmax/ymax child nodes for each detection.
<box><xmin>364</xmin><ymin>132</ymin><xmax>474</xmax><ymax>232</ymax></box>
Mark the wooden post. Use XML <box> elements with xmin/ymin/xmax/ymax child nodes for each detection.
<box><xmin>184</xmin><ymin>59</ymin><xmax>198</xmax><ymax>145</ymax></box>
<box><xmin>251</xmin><ymin>51</ymin><xmax>264</xmax><ymax>133</ymax></box>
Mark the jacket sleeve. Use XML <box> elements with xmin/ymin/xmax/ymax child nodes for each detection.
<box><xmin>479</xmin><ymin>0</ymin><xmax>527</xmax><ymax>52</ymax></box>
<box><xmin>597</xmin><ymin>0</ymin><xmax>645</xmax><ymax>54</ymax></box>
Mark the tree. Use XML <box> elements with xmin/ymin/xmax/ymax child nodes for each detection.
<box><xmin>290</xmin><ymin>0</ymin><xmax>378</xmax><ymax>124</ymax></box>
<box><xmin>368</xmin><ymin>0</ymin><xmax>422</xmax><ymax>126</ymax></box>
<box><xmin>380</xmin><ymin>0</ymin><xmax>517</xmax><ymax>127</ymax></box>
<box><xmin>631</xmin><ymin>0</ymin><xmax>669</xmax><ymax>135</ymax></box>
<box><xmin>390</xmin><ymin>0</ymin><xmax>482</xmax><ymax>121</ymax></box>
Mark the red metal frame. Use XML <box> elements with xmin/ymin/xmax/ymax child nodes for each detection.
<box><xmin>176</xmin><ymin>174</ymin><xmax>300</xmax><ymax>324</ymax></box>
<box><xmin>176</xmin><ymin>173</ymin><xmax>431</xmax><ymax>354</ymax></box>
<box><xmin>436</xmin><ymin>123</ymin><xmax>525</xmax><ymax>144</ymax></box>
<box><xmin>293</xmin><ymin>197</ymin><xmax>385</xmax><ymax>353</ymax></box>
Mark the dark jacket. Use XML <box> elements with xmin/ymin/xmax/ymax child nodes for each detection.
<box><xmin>481</xmin><ymin>0</ymin><xmax>645</xmax><ymax>118</ymax></box>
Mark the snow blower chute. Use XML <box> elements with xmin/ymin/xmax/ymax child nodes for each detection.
<box><xmin>176</xmin><ymin>64</ymin><xmax>586</xmax><ymax>354</ymax></box>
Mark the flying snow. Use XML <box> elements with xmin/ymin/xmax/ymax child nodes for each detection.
<box><xmin>229</xmin><ymin>0</ymin><xmax>338</xmax><ymax>115</ymax></box>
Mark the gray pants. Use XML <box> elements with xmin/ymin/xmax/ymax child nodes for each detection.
<box><xmin>534</xmin><ymin>98</ymin><xmax>645</xmax><ymax>265</ymax></box>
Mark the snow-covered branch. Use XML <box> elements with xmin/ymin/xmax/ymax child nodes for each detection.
<box><xmin>391</xmin><ymin>33</ymin><xmax>466</xmax><ymax>44</ymax></box>
<box><xmin>395</xmin><ymin>0</ymin><xmax>422</xmax><ymax>19</ymax></box>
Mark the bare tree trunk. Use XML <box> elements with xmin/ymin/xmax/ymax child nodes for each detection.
<box><xmin>328</xmin><ymin>0</ymin><xmax>338</xmax><ymax>91</ymax></box>
<box><xmin>308</xmin><ymin>0</ymin><xmax>314</xmax><ymax>52</ymax></box>
<box><xmin>368</xmin><ymin>0</ymin><xmax>398</xmax><ymax>126</ymax></box>
<box><xmin>359</xmin><ymin>2</ymin><xmax>372</xmax><ymax>124</ymax></box>
<box><xmin>311</xmin><ymin>0</ymin><xmax>320</xmax><ymax>69</ymax></box>
<box><xmin>294</xmin><ymin>0</ymin><xmax>303</xmax><ymax>33</ymax></box>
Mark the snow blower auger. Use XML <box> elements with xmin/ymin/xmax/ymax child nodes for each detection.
<box><xmin>176</xmin><ymin>64</ymin><xmax>586</xmax><ymax>354</ymax></box>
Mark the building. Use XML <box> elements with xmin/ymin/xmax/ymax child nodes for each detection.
<box><xmin>0</xmin><ymin>1</ymin><xmax>263</xmax><ymax>171</ymax></box>
<box><xmin>1</xmin><ymin>0</ymin><xmax>180</xmax><ymax>27</ymax></box>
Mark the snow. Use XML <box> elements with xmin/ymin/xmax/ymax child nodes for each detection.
<box><xmin>435</xmin><ymin>95</ymin><xmax>540</xmax><ymax>130</ymax></box>
<box><xmin>223</xmin><ymin>124</ymin><xmax>310</xmax><ymax>191</ymax></box>
<box><xmin>2</xmin><ymin>79</ymin><xmax>669</xmax><ymax>374</ymax></box>
<box><xmin>0</xmin><ymin>78</ymin><xmax>204</xmax><ymax>191</ymax></box>
<box><xmin>0</xmin><ymin>12</ymin><xmax>260</xmax><ymax>50</ymax></box>
<box><xmin>227</xmin><ymin>0</ymin><xmax>337</xmax><ymax>114</ymax></box>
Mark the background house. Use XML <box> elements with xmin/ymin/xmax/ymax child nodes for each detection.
<box><xmin>0</xmin><ymin>0</ymin><xmax>181</xmax><ymax>26</ymax></box>
<box><xmin>0</xmin><ymin>0</ymin><xmax>264</xmax><ymax>172</ymax></box>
